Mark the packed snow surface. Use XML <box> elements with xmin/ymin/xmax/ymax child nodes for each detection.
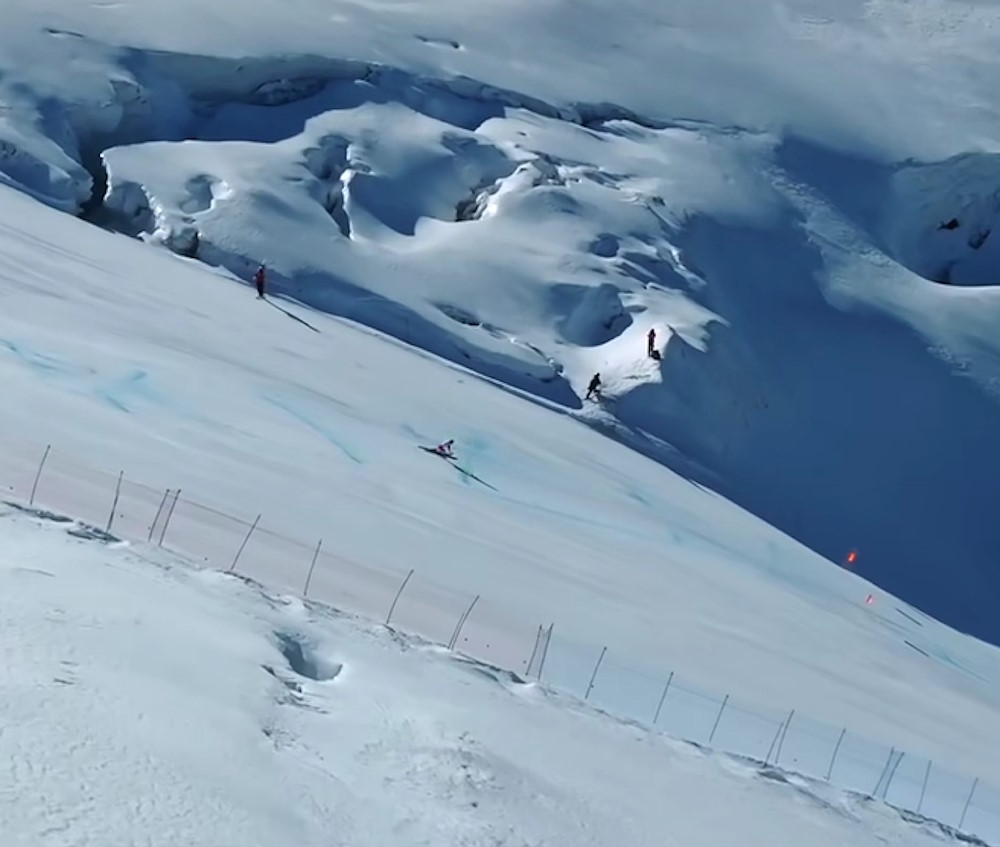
<box><xmin>3</xmin><ymin>0</ymin><xmax>1000</xmax><ymax>644</ymax></box>
<box><xmin>0</xmin><ymin>182</ymin><xmax>999</xmax><ymax>794</ymax></box>
<box><xmin>3</xmin><ymin>0</ymin><xmax>1000</xmax><ymax>640</ymax></box>
<box><xmin>0</xmin><ymin>507</ymin><xmax>992</xmax><ymax>846</ymax></box>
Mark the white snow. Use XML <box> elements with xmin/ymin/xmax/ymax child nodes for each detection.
<box><xmin>0</xmin><ymin>182</ymin><xmax>999</xmax><ymax>842</ymax></box>
<box><xmin>2</xmin><ymin>0</ymin><xmax>999</xmax><ymax>644</ymax></box>
<box><xmin>1</xmin><ymin>0</ymin><xmax>1000</xmax><ymax>842</ymax></box>
<box><xmin>0</xmin><ymin>506</ymin><xmax>990</xmax><ymax>846</ymax></box>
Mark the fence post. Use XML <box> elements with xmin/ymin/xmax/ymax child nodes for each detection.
<box><xmin>872</xmin><ymin>747</ymin><xmax>896</xmax><ymax>797</ymax></box>
<box><xmin>228</xmin><ymin>513</ymin><xmax>261</xmax><ymax>573</ymax></box>
<box><xmin>148</xmin><ymin>488</ymin><xmax>171</xmax><ymax>542</ymax></box>
<box><xmin>447</xmin><ymin>594</ymin><xmax>480</xmax><ymax>651</ymax></box>
<box><xmin>536</xmin><ymin>623</ymin><xmax>553</xmax><ymax>681</ymax></box>
<box><xmin>765</xmin><ymin>720</ymin><xmax>783</xmax><ymax>766</ymax></box>
<box><xmin>526</xmin><ymin>625</ymin><xmax>544</xmax><ymax>675</ymax></box>
<box><xmin>883</xmin><ymin>751</ymin><xmax>904</xmax><ymax>800</ymax></box>
<box><xmin>385</xmin><ymin>569</ymin><xmax>414</xmax><ymax>626</ymax></box>
<box><xmin>775</xmin><ymin>708</ymin><xmax>795</xmax><ymax>765</ymax></box>
<box><xmin>826</xmin><ymin>728</ymin><xmax>847</xmax><ymax>781</ymax></box>
<box><xmin>709</xmin><ymin>694</ymin><xmax>730</xmax><ymax>744</ymax></box>
<box><xmin>584</xmin><ymin>646</ymin><xmax>608</xmax><ymax>700</ymax></box>
<box><xmin>882</xmin><ymin>751</ymin><xmax>904</xmax><ymax>800</ymax></box>
<box><xmin>29</xmin><ymin>444</ymin><xmax>51</xmax><ymax>505</ymax></box>
<box><xmin>105</xmin><ymin>471</ymin><xmax>124</xmax><ymax>533</ymax></box>
<box><xmin>652</xmin><ymin>671</ymin><xmax>674</xmax><ymax>724</ymax></box>
<box><xmin>157</xmin><ymin>489</ymin><xmax>181</xmax><ymax>546</ymax></box>
<box><xmin>918</xmin><ymin>760</ymin><xmax>932</xmax><ymax>814</ymax></box>
<box><xmin>303</xmin><ymin>539</ymin><xmax>323</xmax><ymax>597</ymax></box>
<box><xmin>766</xmin><ymin>709</ymin><xmax>794</xmax><ymax>765</ymax></box>
<box><xmin>959</xmin><ymin>777</ymin><xmax>979</xmax><ymax>830</ymax></box>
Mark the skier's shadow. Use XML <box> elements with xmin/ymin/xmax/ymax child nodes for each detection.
<box><xmin>264</xmin><ymin>297</ymin><xmax>320</xmax><ymax>333</ymax></box>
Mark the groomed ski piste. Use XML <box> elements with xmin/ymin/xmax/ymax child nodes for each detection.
<box><xmin>2</xmin><ymin>0</ymin><xmax>1000</xmax><ymax>843</ymax></box>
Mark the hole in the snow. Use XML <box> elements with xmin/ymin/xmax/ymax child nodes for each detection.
<box><xmin>275</xmin><ymin>632</ymin><xmax>342</xmax><ymax>681</ymax></box>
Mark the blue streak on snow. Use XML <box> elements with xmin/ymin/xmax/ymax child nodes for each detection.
<box><xmin>446</xmin><ymin>434</ymin><xmax>694</xmax><ymax>545</ymax></box>
<box><xmin>454</xmin><ymin>435</ymin><xmax>497</xmax><ymax>485</ymax></box>
<box><xmin>100</xmin><ymin>393</ymin><xmax>130</xmax><ymax>413</ymax></box>
<box><xmin>95</xmin><ymin>369</ymin><xmax>157</xmax><ymax>414</ymax></box>
<box><xmin>454</xmin><ymin>433</ymin><xmax>814</xmax><ymax>585</ymax></box>
<box><xmin>0</xmin><ymin>339</ymin><xmax>162</xmax><ymax>416</ymax></box>
<box><xmin>922</xmin><ymin>646</ymin><xmax>990</xmax><ymax>684</ymax></box>
<box><xmin>264</xmin><ymin>395</ymin><xmax>363</xmax><ymax>464</ymax></box>
<box><xmin>624</xmin><ymin>486</ymin><xmax>654</xmax><ymax>509</ymax></box>
<box><xmin>0</xmin><ymin>338</ymin><xmax>77</xmax><ymax>376</ymax></box>
<box><xmin>400</xmin><ymin>423</ymin><xmax>431</xmax><ymax>443</ymax></box>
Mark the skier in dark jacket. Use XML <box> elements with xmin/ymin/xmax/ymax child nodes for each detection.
<box><xmin>585</xmin><ymin>372</ymin><xmax>601</xmax><ymax>400</ymax></box>
<box><xmin>647</xmin><ymin>327</ymin><xmax>656</xmax><ymax>357</ymax></box>
<box><xmin>254</xmin><ymin>263</ymin><xmax>266</xmax><ymax>298</ymax></box>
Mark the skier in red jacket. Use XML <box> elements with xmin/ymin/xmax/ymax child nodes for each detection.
<box><xmin>254</xmin><ymin>263</ymin><xmax>266</xmax><ymax>298</ymax></box>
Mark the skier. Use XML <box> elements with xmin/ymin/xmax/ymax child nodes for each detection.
<box><xmin>434</xmin><ymin>439</ymin><xmax>455</xmax><ymax>458</ymax></box>
<box><xmin>585</xmin><ymin>373</ymin><xmax>601</xmax><ymax>401</ymax></box>
<box><xmin>253</xmin><ymin>263</ymin><xmax>266</xmax><ymax>298</ymax></box>
<box><xmin>647</xmin><ymin>327</ymin><xmax>656</xmax><ymax>358</ymax></box>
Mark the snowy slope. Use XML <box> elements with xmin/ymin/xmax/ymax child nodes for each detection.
<box><xmin>0</xmin><ymin>505</ymin><xmax>989</xmax><ymax>847</ymax></box>
<box><xmin>1</xmin><ymin>183</ymin><xmax>999</xmax><ymax>793</ymax></box>
<box><xmin>1</xmin><ymin>0</ymin><xmax>1000</xmax><ymax>840</ymax></box>
<box><xmin>3</xmin><ymin>0</ymin><xmax>1000</xmax><ymax>645</ymax></box>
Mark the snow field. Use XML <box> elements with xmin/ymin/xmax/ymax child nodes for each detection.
<box><xmin>90</xmin><ymin>85</ymin><xmax>1000</xmax><ymax>649</ymax></box>
<box><xmin>0</xmin><ymin>176</ymin><xmax>998</xmax><ymax>761</ymax></box>
<box><xmin>1</xmin><ymin>151</ymin><xmax>1000</xmax><ymax>804</ymax></box>
<box><xmin>2</xmin><ymin>0</ymin><xmax>1000</xmax><ymax>843</ymax></box>
<box><xmin>0</xmin><ymin>499</ymin><xmax>995</xmax><ymax>847</ymax></box>
<box><xmin>4</xmin><ymin>2</ymin><xmax>1000</xmax><ymax>643</ymax></box>
<box><xmin>2</xmin><ymin>425</ymin><xmax>999</xmax><ymax>843</ymax></box>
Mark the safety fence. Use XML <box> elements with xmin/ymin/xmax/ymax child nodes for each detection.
<box><xmin>1</xmin><ymin>434</ymin><xmax>997</xmax><ymax>845</ymax></box>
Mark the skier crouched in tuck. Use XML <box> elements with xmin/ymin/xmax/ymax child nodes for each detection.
<box><xmin>433</xmin><ymin>439</ymin><xmax>456</xmax><ymax>458</ymax></box>
<box><xmin>585</xmin><ymin>372</ymin><xmax>601</xmax><ymax>401</ymax></box>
